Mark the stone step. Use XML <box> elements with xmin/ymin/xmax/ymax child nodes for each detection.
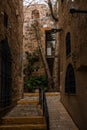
<box><xmin>1</xmin><ymin>116</ymin><xmax>46</xmax><ymax>125</ymax></box>
<box><xmin>24</xmin><ymin>93</ymin><xmax>39</xmax><ymax>97</ymax></box>
<box><xmin>17</xmin><ymin>100</ymin><xmax>39</xmax><ymax>105</ymax></box>
<box><xmin>0</xmin><ymin>124</ymin><xmax>47</xmax><ymax>130</ymax></box>
<box><xmin>24</xmin><ymin>92</ymin><xmax>59</xmax><ymax>97</ymax></box>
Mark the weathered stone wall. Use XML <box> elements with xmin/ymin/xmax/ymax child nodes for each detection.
<box><xmin>23</xmin><ymin>4</ymin><xmax>54</xmax><ymax>53</ymax></box>
<box><xmin>0</xmin><ymin>0</ymin><xmax>23</xmax><ymax>113</ymax></box>
<box><xmin>23</xmin><ymin>4</ymin><xmax>55</xmax><ymax>77</ymax></box>
<box><xmin>59</xmin><ymin>0</ymin><xmax>87</xmax><ymax>129</ymax></box>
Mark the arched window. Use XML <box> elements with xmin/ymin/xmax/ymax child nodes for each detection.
<box><xmin>32</xmin><ymin>9</ymin><xmax>40</xmax><ymax>19</ymax></box>
<box><xmin>66</xmin><ymin>32</ymin><xmax>71</xmax><ymax>56</ymax></box>
<box><xmin>0</xmin><ymin>38</ymin><xmax>12</xmax><ymax>107</ymax></box>
<box><xmin>65</xmin><ymin>64</ymin><xmax>76</xmax><ymax>94</ymax></box>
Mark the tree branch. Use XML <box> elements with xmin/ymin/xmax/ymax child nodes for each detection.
<box><xmin>47</xmin><ymin>0</ymin><xmax>58</xmax><ymax>21</ymax></box>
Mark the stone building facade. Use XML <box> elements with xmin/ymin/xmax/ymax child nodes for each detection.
<box><xmin>58</xmin><ymin>0</ymin><xmax>87</xmax><ymax>129</ymax></box>
<box><xmin>0</xmin><ymin>0</ymin><xmax>23</xmax><ymax>115</ymax></box>
<box><xmin>23</xmin><ymin>4</ymin><xmax>52</xmax><ymax>54</ymax></box>
<box><xmin>23</xmin><ymin>3</ymin><xmax>58</xmax><ymax>91</ymax></box>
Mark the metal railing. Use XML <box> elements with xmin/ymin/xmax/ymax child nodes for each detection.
<box><xmin>39</xmin><ymin>87</ymin><xmax>50</xmax><ymax>130</ymax></box>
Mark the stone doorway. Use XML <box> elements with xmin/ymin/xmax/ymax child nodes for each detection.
<box><xmin>0</xmin><ymin>39</ymin><xmax>12</xmax><ymax>107</ymax></box>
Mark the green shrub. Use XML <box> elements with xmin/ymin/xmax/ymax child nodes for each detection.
<box><xmin>24</xmin><ymin>75</ymin><xmax>48</xmax><ymax>92</ymax></box>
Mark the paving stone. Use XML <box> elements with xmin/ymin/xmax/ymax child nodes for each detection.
<box><xmin>46</xmin><ymin>93</ymin><xmax>79</xmax><ymax>130</ymax></box>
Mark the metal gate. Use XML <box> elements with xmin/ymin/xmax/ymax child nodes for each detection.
<box><xmin>0</xmin><ymin>39</ymin><xmax>12</xmax><ymax>107</ymax></box>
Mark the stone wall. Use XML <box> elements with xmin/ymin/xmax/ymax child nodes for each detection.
<box><xmin>23</xmin><ymin>4</ymin><xmax>54</xmax><ymax>53</ymax></box>
<box><xmin>59</xmin><ymin>0</ymin><xmax>87</xmax><ymax>129</ymax></box>
<box><xmin>23</xmin><ymin>4</ymin><xmax>55</xmax><ymax>78</ymax></box>
<box><xmin>0</xmin><ymin>0</ymin><xmax>23</xmax><ymax>113</ymax></box>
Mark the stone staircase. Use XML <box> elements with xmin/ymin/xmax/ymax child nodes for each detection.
<box><xmin>0</xmin><ymin>93</ymin><xmax>47</xmax><ymax>130</ymax></box>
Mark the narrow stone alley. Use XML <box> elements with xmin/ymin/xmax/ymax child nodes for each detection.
<box><xmin>0</xmin><ymin>0</ymin><xmax>87</xmax><ymax>130</ymax></box>
<box><xmin>0</xmin><ymin>92</ymin><xmax>79</xmax><ymax>130</ymax></box>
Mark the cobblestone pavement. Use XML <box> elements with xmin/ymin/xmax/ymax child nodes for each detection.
<box><xmin>46</xmin><ymin>93</ymin><xmax>79</xmax><ymax>130</ymax></box>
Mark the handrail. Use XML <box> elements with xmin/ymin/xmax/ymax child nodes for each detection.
<box><xmin>39</xmin><ymin>87</ymin><xmax>50</xmax><ymax>130</ymax></box>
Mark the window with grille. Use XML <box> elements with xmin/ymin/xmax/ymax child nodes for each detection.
<box><xmin>66</xmin><ymin>32</ymin><xmax>71</xmax><ymax>56</ymax></box>
<box><xmin>0</xmin><ymin>39</ymin><xmax>12</xmax><ymax>107</ymax></box>
<box><xmin>46</xmin><ymin>30</ymin><xmax>56</xmax><ymax>57</ymax></box>
<box><xmin>65</xmin><ymin>64</ymin><xmax>76</xmax><ymax>94</ymax></box>
<box><xmin>4</xmin><ymin>12</ymin><xmax>8</xmax><ymax>28</ymax></box>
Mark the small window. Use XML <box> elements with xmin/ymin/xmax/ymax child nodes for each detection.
<box><xmin>4</xmin><ymin>12</ymin><xmax>8</xmax><ymax>28</ymax></box>
<box><xmin>65</xmin><ymin>64</ymin><xmax>76</xmax><ymax>94</ymax></box>
<box><xmin>32</xmin><ymin>9</ymin><xmax>40</xmax><ymax>19</ymax></box>
<box><xmin>66</xmin><ymin>32</ymin><xmax>71</xmax><ymax>56</ymax></box>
